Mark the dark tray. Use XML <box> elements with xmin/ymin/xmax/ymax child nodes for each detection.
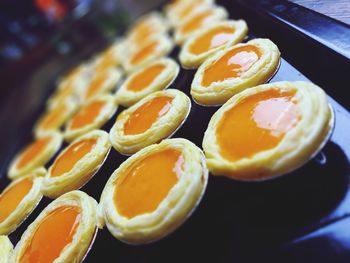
<box><xmin>1</xmin><ymin>0</ymin><xmax>350</xmax><ymax>262</ymax></box>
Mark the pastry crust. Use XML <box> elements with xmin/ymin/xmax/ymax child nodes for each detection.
<box><xmin>203</xmin><ymin>81</ymin><xmax>333</xmax><ymax>181</ymax></box>
<box><xmin>42</xmin><ymin>130</ymin><xmax>111</xmax><ymax>198</ymax></box>
<box><xmin>64</xmin><ymin>95</ymin><xmax>118</xmax><ymax>142</ymax></box>
<box><xmin>110</xmin><ymin>89</ymin><xmax>191</xmax><ymax>155</ymax></box>
<box><xmin>115</xmin><ymin>58</ymin><xmax>179</xmax><ymax>107</ymax></box>
<box><xmin>122</xmin><ymin>34</ymin><xmax>174</xmax><ymax>73</ymax></box>
<box><xmin>191</xmin><ymin>38</ymin><xmax>281</xmax><ymax>106</ymax></box>
<box><xmin>99</xmin><ymin>138</ymin><xmax>208</xmax><ymax>244</ymax></box>
<box><xmin>7</xmin><ymin>132</ymin><xmax>62</xmax><ymax>180</ymax></box>
<box><xmin>174</xmin><ymin>5</ymin><xmax>228</xmax><ymax>45</ymax></box>
<box><xmin>0</xmin><ymin>169</ymin><xmax>45</xmax><ymax>235</ymax></box>
<box><xmin>179</xmin><ymin>20</ymin><xmax>248</xmax><ymax>69</ymax></box>
<box><xmin>11</xmin><ymin>190</ymin><xmax>98</xmax><ymax>263</ymax></box>
<box><xmin>34</xmin><ymin>100</ymin><xmax>77</xmax><ymax>138</ymax></box>
<box><xmin>0</xmin><ymin>236</ymin><xmax>13</xmax><ymax>263</ymax></box>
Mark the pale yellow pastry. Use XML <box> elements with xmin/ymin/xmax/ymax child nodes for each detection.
<box><xmin>11</xmin><ymin>190</ymin><xmax>98</xmax><ymax>263</ymax></box>
<box><xmin>110</xmin><ymin>89</ymin><xmax>191</xmax><ymax>155</ymax></box>
<box><xmin>83</xmin><ymin>67</ymin><xmax>122</xmax><ymax>101</ymax></box>
<box><xmin>174</xmin><ymin>5</ymin><xmax>228</xmax><ymax>45</ymax></box>
<box><xmin>191</xmin><ymin>38</ymin><xmax>281</xmax><ymax>106</ymax></box>
<box><xmin>180</xmin><ymin>20</ymin><xmax>248</xmax><ymax>69</ymax></box>
<box><xmin>0</xmin><ymin>236</ymin><xmax>13</xmax><ymax>263</ymax></box>
<box><xmin>0</xmin><ymin>169</ymin><xmax>45</xmax><ymax>235</ymax></box>
<box><xmin>99</xmin><ymin>138</ymin><xmax>208</xmax><ymax>244</ymax></box>
<box><xmin>64</xmin><ymin>95</ymin><xmax>117</xmax><ymax>142</ymax></box>
<box><xmin>115</xmin><ymin>58</ymin><xmax>179</xmax><ymax>107</ymax></box>
<box><xmin>34</xmin><ymin>100</ymin><xmax>77</xmax><ymax>138</ymax></box>
<box><xmin>42</xmin><ymin>130</ymin><xmax>111</xmax><ymax>198</ymax></box>
<box><xmin>93</xmin><ymin>40</ymin><xmax>124</xmax><ymax>71</ymax></box>
<box><xmin>122</xmin><ymin>34</ymin><xmax>174</xmax><ymax>73</ymax></box>
<box><xmin>7</xmin><ymin>132</ymin><xmax>62</xmax><ymax>180</ymax></box>
<box><xmin>203</xmin><ymin>81</ymin><xmax>333</xmax><ymax>181</ymax></box>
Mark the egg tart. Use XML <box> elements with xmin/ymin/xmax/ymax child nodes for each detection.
<box><xmin>34</xmin><ymin>100</ymin><xmax>77</xmax><ymax>138</ymax></box>
<box><xmin>11</xmin><ymin>190</ymin><xmax>98</xmax><ymax>263</ymax></box>
<box><xmin>174</xmin><ymin>5</ymin><xmax>228</xmax><ymax>45</ymax></box>
<box><xmin>99</xmin><ymin>138</ymin><xmax>208</xmax><ymax>244</ymax></box>
<box><xmin>64</xmin><ymin>95</ymin><xmax>117</xmax><ymax>142</ymax></box>
<box><xmin>110</xmin><ymin>89</ymin><xmax>191</xmax><ymax>155</ymax></box>
<box><xmin>122</xmin><ymin>34</ymin><xmax>173</xmax><ymax>73</ymax></box>
<box><xmin>203</xmin><ymin>81</ymin><xmax>333</xmax><ymax>181</ymax></box>
<box><xmin>8</xmin><ymin>132</ymin><xmax>62</xmax><ymax>180</ymax></box>
<box><xmin>83</xmin><ymin>67</ymin><xmax>122</xmax><ymax>101</ymax></box>
<box><xmin>179</xmin><ymin>20</ymin><xmax>248</xmax><ymax>69</ymax></box>
<box><xmin>0</xmin><ymin>169</ymin><xmax>45</xmax><ymax>235</ymax></box>
<box><xmin>0</xmin><ymin>236</ymin><xmax>13</xmax><ymax>263</ymax></box>
<box><xmin>42</xmin><ymin>130</ymin><xmax>111</xmax><ymax>198</ymax></box>
<box><xmin>94</xmin><ymin>41</ymin><xmax>123</xmax><ymax>72</ymax></box>
<box><xmin>115</xmin><ymin>58</ymin><xmax>179</xmax><ymax>107</ymax></box>
<box><xmin>191</xmin><ymin>38</ymin><xmax>281</xmax><ymax>106</ymax></box>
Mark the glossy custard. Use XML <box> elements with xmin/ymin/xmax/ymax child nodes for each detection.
<box><xmin>124</xmin><ymin>96</ymin><xmax>173</xmax><ymax>135</ymax></box>
<box><xmin>180</xmin><ymin>10</ymin><xmax>213</xmax><ymax>34</ymax></box>
<box><xmin>114</xmin><ymin>148</ymin><xmax>184</xmax><ymax>218</ymax></box>
<box><xmin>85</xmin><ymin>71</ymin><xmax>108</xmax><ymax>99</ymax></box>
<box><xmin>130</xmin><ymin>41</ymin><xmax>158</xmax><ymax>65</ymax></box>
<box><xmin>19</xmin><ymin>205</ymin><xmax>81</xmax><ymax>263</ymax></box>
<box><xmin>0</xmin><ymin>178</ymin><xmax>33</xmax><ymax>223</ymax></box>
<box><xmin>39</xmin><ymin>106</ymin><xmax>67</xmax><ymax>130</ymax></box>
<box><xmin>189</xmin><ymin>27</ymin><xmax>235</xmax><ymax>55</ymax></box>
<box><xmin>51</xmin><ymin>138</ymin><xmax>97</xmax><ymax>177</ymax></box>
<box><xmin>127</xmin><ymin>64</ymin><xmax>166</xmax><ymax>92</ymax></box>
<box><xmin>70</xmin><ymin>101</ymin><xmax>106</xmax><ymax>129</ymax></box>
<box><xmin>202</xmin><ymin>45</ymin><xmax>261</xmax><ymax>87</ymax></box>
<box><xmin>217</xmin><ymin>89</ymin><xmax>300</xmax><ymax>161</ymax></box>
<box><xmin>16</xmin><ymin>137</ymin><xmax>51</xmax><ymax>169</ymax></box>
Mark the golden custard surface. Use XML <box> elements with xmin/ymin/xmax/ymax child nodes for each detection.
<box><xmin>0</xmin><ymin>178</ymin><xmax>33</xmax><ymax>222</ymax></box>
<box><xmin>189</xmin><ymin>26</ymin><xmax>235</xmax><ymax>55</ymax></box>
<box><xmin>127</xmin><ymin>64</ymin><xmax>166</xmax><ymax>91</ymax></box>
<box><xmin>19</xmin><ymin>205</ymin><xmax>81</xmax><ymax>263</ymax></box>
<box><xmin>131</xmin><ymin>41</ymin><xmax>158</xmax><ymax>65</ymax></box>
<box><xmin>86</xmin><ymin>71</ymin><xmax>108</xmax><ymax>99</ymax></box>
<box><xmin>51</xmin><ymin>138</ymin><xmax>97</xmax><ymax>177</ymax></box>
<box><xmin>114</xmin><ymin>149</ymin><xmax>184</xmax><ymax>218</ymax></box>
<box><xmin>180</xmin><ymin>10</ymin><xmax>213</xmax><ymax>34</ymax></box>
<box><xmin>217</xmin><ymin>89</ymin><xmax>300</xmax><ymax>161</ymax></box>
<box><xmin>40</xmin><ymin>106</ymin><xmax>66</xmax><ymax>130</ymax></box>
<box><xmin>124</xmin><ymin>96</ymin><xmax>173</xmax><ymax>135</ymax></box>
<box><xmin>16</xmin><ymin>137</ymin><xmax>51</xmax><ymax>169</ymax></box>
<box><xmin>202</xmin><ymin>45</ymin><xmax>261</xmax><ymax>87</ymax></box>
<box><xmin>70</xmin><ymin>101</ymin><xmax>106</xmax><ymax>129</ymax></box>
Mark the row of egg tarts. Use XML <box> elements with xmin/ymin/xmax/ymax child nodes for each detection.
<box><xmin>1</xmin><ymin>3</ymin><xmax>334</xmax><ymax>263</ymax></box>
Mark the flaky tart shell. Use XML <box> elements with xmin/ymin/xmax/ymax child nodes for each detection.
<box><xmin>115</xmin><ymin>57</ymin><xmax>179</xmax><ymax>107</ymax></box>
<box><xmin>64</xmin><ymin>95</ymin><xmax>118</xmax><ymax>142</ymax></box>
<box><xmin>0</xmin><ymin>235</ymin><xmax>13</xmax><ymax>263</ymax></box>
<box><xmin>7</xmin><ymin>132</ymin><xmax>62</xmax><ymax>180</ymax></box>
<box><xmin>191</xmin><ymin>38</ymin><xmax>281</xmax><ymax>106</ymax></box>
<box><xmin>179</xmin><ymin>20</ymin><xmax>248</xmax><ymax>69</ymax></box>
<box><xmin>173</xmin><ymin>5</ymin><xmax>228</xmax><ymax>45</ymax></box>
<box><xmin>110</xmin><ymin>89</ymin><xmax>191</xmax><ymax>155</ymax></box>
<box><xmin>0</xmin><ymin>169</ymin><xmax>45</xmax><ymax>235</ymax></box>
<box><xmin>122</xmin><ymin>34</ymin><xmax>174</xmax><ymax>73</ymax></box>
<box><xmin>203</xmin><ymin>81</ymin><xmax>333</xmax><ymax>181</ymax></box>
<box><xmin>11</xmin><ymin>190</ymin><xmax>98</xmax><ymax>263</ymax></box>
<box><xmin>98</xmin><ymin>138</ymin><xmax>208</xmax><ymax>244</ymax></box>
<box><xmin>42</xmin><ymin>130</ymin><xmax>111</xmax><ymax>198</ymax></box>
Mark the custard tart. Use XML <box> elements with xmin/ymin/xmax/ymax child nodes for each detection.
<box><xmin>110</xmin><ymin>89</ymin><xmax>191</xmax><ymax>155</ymax></box>
<box><xmin>99</xmin><ymin>138</ymin><xmax>208</xmax><ymax>244</ymax></box>
<box><xmin>115</xmin><ymin>58</ymin><xmax>179</xmax><ymax>107</ymax></box>
<box><xmin>0</xmin><ymin>169</ymin><xmax>45</xmax><ymax>235</ymax></box>
<box><xmin>64</xmin><ymin>95</ymin><xmax>117</xmax><ymax>142</ymax></box>
<box><xmin>8</xmin><ymin>132</ymin><xmax>62</xmax><ymax>180</ymax></box>
<box><xmin>42</xmin><ymin>130</ymin><xmax>111</xmax><ymax>198</ymax></box>
<box><xmin>0</xmin><ymin>235</ymin><xmax>13</xmax><ymax>263</ymax></box>
<box><xmin>203</xmin><ymin>81</ymin><xmax>333</xmax><ymax>181</ymax></box>
<box><xmin>191</xmin><ymin>38</ymin><xmax>281</xmax><ymax>106</ymax></box>
<box><xmin>11</xmin><ymin>190</ymin><xmax>98</xmax><ymax>263</ymax></box>
<box><xmin>179</xmin><ymin>20</ymin><xmax>248</xmax><ymax>69</ymax></box>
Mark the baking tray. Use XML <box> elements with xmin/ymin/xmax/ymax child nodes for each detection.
<box><xmin>1</xmin><ymin>0</ymin><xmax>350</xmax><ymax>262</ymax></box>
